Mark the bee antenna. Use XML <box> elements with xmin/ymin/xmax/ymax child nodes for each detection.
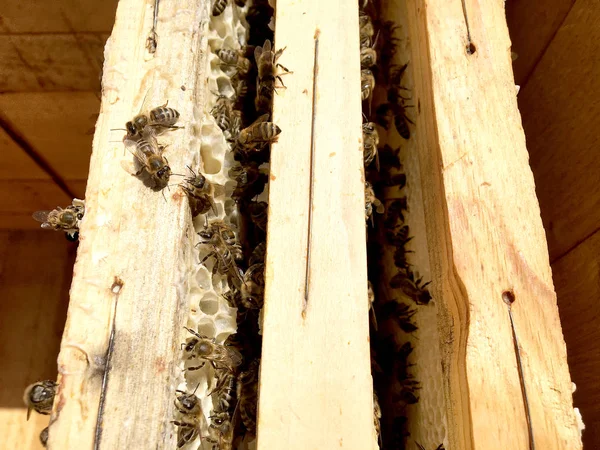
<box><xmin>170</xmin><ymin>173</ymin><xmax>186</xmax><ymax>177</ymax></box>
<box><xmin>186</xmin><ymin>165</ymin><xmax>197</xmax><ymax>176</ymax></box>
<box><xmin>110</xmin><ymin>128</ymin><xmax>127</xmax><ymax>132</ymax></box>
<box><xmin>192</xmin><ymin>383</ymin><xmax>201</xmax><ymax>395</ymax></box>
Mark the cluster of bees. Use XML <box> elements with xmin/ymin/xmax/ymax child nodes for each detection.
<box><xmin>174</xmin><ymin>2</ymin><xmax>280</xmax><ymax>448</ymax></box>
<box><xmin>23</xmin><ymin>380</ymin><xmax>57</xmax><ymax>447</ymax></box>
<box><xmin>358</xmin><ymin>2</ymin><xmax>440</xmax><ymax>450</ymax></box>
<box><xmin>174</xmin><ymin>328</ymin><xmax>259</xmax><ymax>448</ymax></box>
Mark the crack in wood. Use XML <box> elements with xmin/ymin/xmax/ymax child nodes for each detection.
<box><xmin>94</xmin><ymin>283</ymin><xmax>121</xmax><ymax>450</ymax></box>
<box><xmin>506</xmin><ymin>301</ymin><xmax>536</xmax><ymax>450</ymax></box>
<box><xmin>460</xmin><ymin>0</ymin><xmax>475</xmax><ymax>54</ymax></box>
<box><xmin>303</xmin><ymin>28</ymin><xmax>320</xmax><ymax>317</ymax></box>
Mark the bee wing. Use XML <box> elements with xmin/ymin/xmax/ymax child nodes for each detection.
<box><xmin>248</xmin><ymin>114</ymin><xmax>270</xmax><ymax>128</ymax></box>
<box><xmin>137</xmin><ymin>88</ymin><xmax>152</xmax><ymax>115</ymax></box>
<box><xmin>226</xmin><ymin>345</ymin><xmax>243</xmax><ymax>368</ymax></box>
<box><xmin>32</xmin><ymin>210</ymin><xmax>51</xmax><ymax>223</ymax></box>
<box><xmin>262</xmin><ymin>39</ymin><xmax>271</xmax><ymax>54</ymax></box>
<box><xmin>120</xmin><ymin>159</ymin><xmax>143</xmax><ymax>176</ymax></box>
<box><xmin>254</xmin><ymin>44</ymin><xmax>263</xmax><ymax>63</ymax></box>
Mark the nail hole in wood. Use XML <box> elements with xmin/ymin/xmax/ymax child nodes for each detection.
<box><xmin>467</xmin><ymin>42</ymin><xmax>477</xmax><ymax>54</ymax></box>
<box><xmin>502</xmin><ymin>290</ymin><xmax>515</xmax><ymax>305</ymax></box>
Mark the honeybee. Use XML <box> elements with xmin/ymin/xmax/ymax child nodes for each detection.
<box><xmin>230</xmin><ymin>109</ymin><xmax>243</xmax><ymax>137</ymax></box>
<box><xmin>367</xmin><ymin>281</ymin><xmax>378</xmax><ymax>329</ymax></box>
<box><xmin>361</xmin><ymin>69</ymin><xmax>375</xmax><ymax>101</ymax></box>
<box><xmin>210</xmin><ymin>370</ymin><xmax>237</xmax><ymax>413</ymax></box>
<box><xmin>360</xmin><ymin>45</ymin><xmax>377</xmax><ymax>69</ymax></box>
<box><xmin>217</xmin><ymin>48</ymin><xmax>251</xmax><ymax>76</ymax></box>
<box><xmin>124</xmin><ymin>133</ymin><xmax>172</xmax><ymax>190</ymax></box>
<box><xmin>182</xmin><ymin>328</ymin><xmax>243</xmax><ymax>372</ymax></box>
<box><xmin>198</xmin><ymin>221</ymin><xmax>241</xmax><ymax>251</ymax></box>
<box><xmin>373</xmin><ymin>392</ymin><xmax>382</xmax><ymax>445</ymax></box>
<box><xmin>362</xmin><ymin>122</ymin><xmax>379</xmax><ymax>169</ymax></box>
<box><xmin>211</xmin><ymin>94</ymin><xmax>234</xmax><ymax>132</ymax></box>
<box><xmin>172</xmin><ymin>388</ymin><xmax>203</xmax><ymax>448</ymax></box>
<box><xmin>123</xmin><ymin>101</ymin><xmax>180</xmax><ymax>142</ymax></box>
<box><xmin>255</xmin><ymin>39</ymin><xmax>290</xmax><ymax>112</ymax></box>
<box><xmin>381</xmin><ymin>301</ymin><xmax>418</xmax><ymax>333</ymax></box>
<box><xmin>237</xmin><ymin>359</ymin><xmax>259</xmax><ymax>435</ymax></box>
<box><xmin>248</xmin><ymin>201</ymin><xmax>268</xmax><ymax>232</ymax></box>
<box><xmin>229</xmin><ymin>163</ymin><xmax>268</xmax><ymax>201</ymax></box>
<box><xmin>33</xmin><ymin>198</ymin><xmax>85</xmax><ymax>239</ymax></box>
<box><xmin>389</xmin><ymin>268</ymin><xmax>432</xmax><ymax>305</ymax></box>
<box><xmin>207</xmin><ymin>410</ymin><xmax>234</xmax><ymax>450</ymax></box>
<box><xmin>236</xmin><ymin>114</ymin><xmax>281</xmax><ymax>150</ymax></box>
<box><xmin>212</xmin><ymin>0</ymin><xmax>228</xmax><ymax>16</ymax></box>
<box><xmin>182</xmin><ymin>167</ymin><xmax>223</xmax><ymax>217</ymax></box>
<box><xmin>359</xmin><ymin>11</ymin><xmax>374</xmax><ymax>48</ymax></box>
<box><xmin>40</xmin><ymin>427</ymin><xmax>49</xmax><ymax>447</ymax></box>
<box><xmin>249</xmin><ymin>242</ymin><xmax>266</xmax><ymax>266</ymax></box>
<box><xmin>241</xmin><ymin>263</ymin><xmax>265</xmax><ymax>309</ymax></box>
<box><xmin>365</xmin><ymin>182</ymin><xmax>384</xmax><ymax>223</ymax></box>
<box><xmin>198</xmin><ymin>221</ymin><xmax>244</xmax><ymax>286</ymax></box>
<box><xmin>24</xmin><ymin>380</ymin><xmax>57</xmax><ymax>419</ymax></box>
<box><xmin>146</xmin><ymin>0</ymin><xmax>159</xmax><ymax>53</ymax></box>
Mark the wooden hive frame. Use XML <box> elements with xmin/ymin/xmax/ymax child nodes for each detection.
<box><xmin>45</xmin><ymin>0</ymin><xmax>582</xmax><ymax>449</ymax></box>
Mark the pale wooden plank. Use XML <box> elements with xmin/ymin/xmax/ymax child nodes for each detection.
<box><xmin>518</xmin><ymin>0</ymin><xmax>600</xmax><ymax>261</ymax></box>
<box><xmin>0</xmin><ymin>34</ymin><xmax>105</xmax><ymax>92</ymax></box>
<box><xmin>257</xmin><ymin>0</ymin><xmax>374</xmax><ymax>449</ymax></box>
<box><xmin>402</xmin><ymin>0</ymin><xmax>582</xmax><ymax>448</ymax></box>
<box><xmin>47</xmin><ymin>0</ymin><xmax>212</xmax><ymax>448</ymax></box>
<box><xmin>0</xmin><ymin>92</ymin><xmax>98</xmax><ymax>188</ymax></box>
<box><xmin>506</xmin><ymin>0</ymin><xmax>575</xmax><ymax>85</ymax></box>
<box><xmin>0</xmin><ymin>0</ymin><xmax>118</xmax><ymax>33</ymax></box>
<box><xmin>0</xmin><ymin>230</ymin><xmax>75</xmax><ymax>450</ymax></box>
<box><xmin>552</xmin><ymin>230</ymin><xmax>600</xmax><ymax>449</ymax></box>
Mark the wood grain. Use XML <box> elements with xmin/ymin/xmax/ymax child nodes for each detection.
<box><xmin>403</xmin><ymin>0</ymin><xmax>582</xmax><ymax>448</ymax></box>
<box><xmin>0</xmin><ymin>92</ymin><xmax>99</xmax><ymax>197</ymax></box>
<box><xmin>47</xmin><ymin>0</ymin><xmax>212</xmax><ymax>448</ymax></box>
<box><xmin>552</xmin><ymin>230</ymin><xmax>600</xmax><ymax>448</ymax></box>
<box><xmin>0</xmin><ymin>34</ymin><xmax>105</xmax><ymax>92</ymax></box>
<box><xmin>518</xmin><ymin>0</ymin><xmax>600</xmax><ymax>262</ymax></box>
<box><xmin>257</xmin><ymin>0</ymin><xmax>375</xmax><ymax>448</ymax></box>
<box><xmin>505</xmin><ymin>0</ymin><xmax>576</xmax><ymax>86</ymax></box>
<box><xmin>0</xmin><ymin>230</ymin><xmax>76</xmax><ymax>450</ymax></box>
<box><xmin>0</xmin><ymin>0</ymin><xmax>118</xmax><ymax>34</ymax></box>
<box><xmin>0</xmin><ymin>127</ymin><xmax>73</xmax><ymax>229</ymax></box>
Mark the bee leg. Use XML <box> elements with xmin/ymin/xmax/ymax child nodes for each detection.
<box><xmin>276</xmin><ymin>63</ymin><xmax>292</xmax><ymax>74</ymax></box>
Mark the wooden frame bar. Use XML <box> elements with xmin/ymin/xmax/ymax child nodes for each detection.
<box><xmin>48</xmin><ymin>1</ymin><xmax>211</xmax><ymax>448</ymax></box>
<box><xmin>257</xmin><ymin>0</ymin><xmax>375</xmax><ymax>449</ymax></box>
<box><xmin>398</xmin><ymin>0</ymin><xmax>582</xmax><ymax>448</ymax></box>
<box><xmin>45</xmin><ymin>0</ymin><xmax>583</xmax><ymax>449</ymax></box>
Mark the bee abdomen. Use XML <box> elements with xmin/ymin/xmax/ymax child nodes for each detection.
<box><xmin>217</xmin><ymin>48</ymin><xmax>237</xmax><ymax>64</ymax></box>
<box><xmin>256</xmin><ymin>122</ymin><xmax>281</xmax><ymax>141</ymax></box>
<box><xmin>212</xmin><ymin>0</ymin><xmax>228</xmax><ymax>16</ymax></box>
<box><xmin>150</xmin><ymin>106</ymin><xmax>180</xmax><ymax>126</ymax></box>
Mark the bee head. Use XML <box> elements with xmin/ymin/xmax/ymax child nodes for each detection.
<box><xmin>29</xmin><ymin>382</ymin><xmax>56</xmax><ymax>404</ymax></box>
<box><xmin>190</xmin><ymin>174</ymin><xmax>206</xmax><ymax>189</ymax></box>
<box><xmin>157</xmin><ymin>165</ymin><xmax>171</xmax><ymax>180</ymax></box>
<box><xmin>184</xmin><ymin>338</ymin><xmax>199</xmax><ymax>354</ymax></box>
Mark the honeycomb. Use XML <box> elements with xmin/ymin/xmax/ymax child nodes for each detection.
<box><xmin>175</xmin><ymin>3</ymin><xmax>252</xmax><ymax>448</ymax></box>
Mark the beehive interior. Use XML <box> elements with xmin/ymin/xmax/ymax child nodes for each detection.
<box><xmin>364</xmin><ymin>1</ymin><xmax>447</xmax><ymax>449</ymax></box>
